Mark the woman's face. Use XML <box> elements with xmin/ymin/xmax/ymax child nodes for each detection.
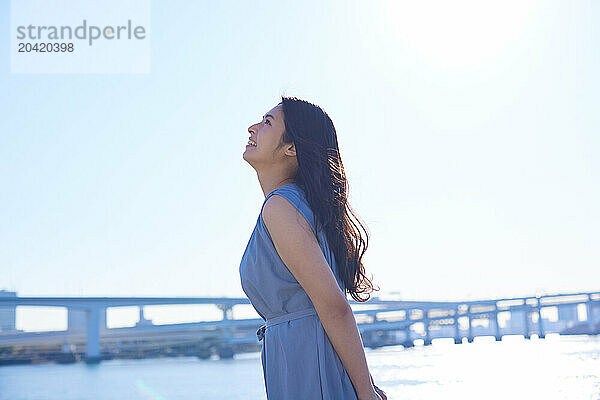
<box><xmin>244</xmin><ymin>104</ymin><xmax>292</xmax><ymax>165</ymax></box>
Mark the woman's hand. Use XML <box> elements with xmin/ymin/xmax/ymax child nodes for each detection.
<box><xmin>358</xmin><ymin>391</ymin><xmax>383</xmax><ymax>400</ymax></box>
<box><xmin>370</xmin><ymin>373</ymin><xmax>387</xmax><ymax>400</ymax></box>
<box><xmin>373</xmin><ymin>383</ymin><xmax>387</xmax><ymax>399</ymax></box>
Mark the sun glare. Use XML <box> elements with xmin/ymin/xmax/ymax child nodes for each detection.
<box><xmin>381</xmin><ymin>0</ymin><xmax>542</xmax><ymax>69</ymax></box>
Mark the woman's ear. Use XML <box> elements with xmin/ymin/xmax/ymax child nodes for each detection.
<box><xmin>285</xmin><ymin>142</ymin><xmax>296</xmax><ymax>157</ymax></box>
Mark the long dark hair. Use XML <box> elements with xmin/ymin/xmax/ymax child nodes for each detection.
<box><xmin>278</xmin><ymin>96</ymin><xmax>379</xmax><ymax>302</ymax></box>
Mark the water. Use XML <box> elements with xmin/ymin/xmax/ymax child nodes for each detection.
<box><xmin>1</xmin><ymin>335</ymin><xmax>599</xmax><ymax>400</ymax></box>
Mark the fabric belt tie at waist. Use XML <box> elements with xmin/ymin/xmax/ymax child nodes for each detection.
<box><xmin>256</xmin><ymin>308</ymin><xmax>317</xmax><ymax>342</ymax></box>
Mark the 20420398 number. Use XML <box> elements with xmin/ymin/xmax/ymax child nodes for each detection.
<box><xmin>18</xmin><ymin>42</ymin><xmax>74</xmax><ymax>52</ymax></box>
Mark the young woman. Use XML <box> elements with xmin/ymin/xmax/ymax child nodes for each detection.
<box><xmin>239</xmin><ymin>96</ymin><xmax>387</xmax><ymax>400</ymax></box>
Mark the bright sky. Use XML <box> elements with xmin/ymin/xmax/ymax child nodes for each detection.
<box><xmin>1</xmin><ymin>1</ymin><xmax>598</xmax><ymax>331</ymax></box>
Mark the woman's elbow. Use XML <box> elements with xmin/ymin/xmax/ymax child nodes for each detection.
<box><xmin>321</xmin><ymin>298</ymin><xmax>353</xmax><ymax>321</ymax></box>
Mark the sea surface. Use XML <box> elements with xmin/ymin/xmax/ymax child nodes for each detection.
<box><xmin>1</xmin><ymin>335</ymin><xmax>599</xmax><ymax>400</ymax></box>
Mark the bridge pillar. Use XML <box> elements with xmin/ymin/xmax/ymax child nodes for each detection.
<box><xmin>536</xmin><ymin>297</ymin><xmax>545</xmax><ymax>339</ymax></box>
<box><xmin>217</xmin><ymin>304</ymin><xmax>233</xmax><ymax>320</ymax></box>
<box><xmin>136</xmin><ymin>306</ymin><xmax>153</xmax><ymax>327</ymax></box>
<box><xmin>216</xmin><ymin>304</ymin><xmax>236</xmax><ymax>358</ymax></box>
<box><xmin>467</xmin><ymin>306</ymin><xmax>474</xmax><ymax>342</ymax></box>
<box><xmin>523</xmin><ymin>306</ymin><xmax>531</xmax><ymax>339</ymax></box>
<box><xmin>85</xmin><ymin>307</ymin><xmax>101</xmax><ymax>364</ymax></box>
<box><xmin>493</xmin><ymin>309</ymin><xmax>502</xmax><ymax>341</ymax></box>
<box><xmin>423</xmin><ymin>310</ymin><xmax>432</xmax><ymax>346</ymax></box>
<box><xmin>453</xmin><ymin>308</ymin><xmax>461</xmax><ymax>344</ymax></box>
<box><xmin>586</xmin><ymin>297</ymin><xmax>598</xmax><ymax>334</ymax></box>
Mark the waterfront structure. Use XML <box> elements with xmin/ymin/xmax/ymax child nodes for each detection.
<box><xmin>0</xmin><ymin>291</ymin><xmax>598</xmax><ymax>365</ymax></box>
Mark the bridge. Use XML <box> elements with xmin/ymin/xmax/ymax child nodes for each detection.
<box><xmin>0</xmin><ymin>291</ymin><xmax>598</xmax><ymax>365</ymax></box>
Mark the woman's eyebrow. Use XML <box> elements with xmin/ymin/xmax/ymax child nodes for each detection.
<box><xmin>263</xmin><ymin>113</ymin><xmax>276</xmax><ymax>121</ymax></box>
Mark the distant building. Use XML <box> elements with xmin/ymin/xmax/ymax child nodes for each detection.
<box><xmin>0</xmin><ymin>290</ymin><xmax>17</xmax><ymax>332</ymax></box>
<box><xmin>508</xmin><ymin>310</ymin><xmax>525</xmax><ymax>330</ymax></box>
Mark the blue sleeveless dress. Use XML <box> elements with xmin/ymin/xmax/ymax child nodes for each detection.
<box><xmin>239</xmin><ymin>182</ymin><xmax>359</xmax><ymax>399</ymax></box>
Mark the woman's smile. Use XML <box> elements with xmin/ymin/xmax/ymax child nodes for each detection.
<box><xmin>245</xmin><ymin>137</ymin><xmax>257</xmax><ymax>149</ymax></box>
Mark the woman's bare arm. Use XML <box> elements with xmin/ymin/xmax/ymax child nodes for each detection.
<box><xmin>262</xmin><ymin>195</ymin><xmax>378</xmax><ymax>400</ymax></box>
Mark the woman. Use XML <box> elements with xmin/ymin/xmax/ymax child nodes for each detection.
<box><xmin>239</xmin><ymin>96</ymin><xmax>387</xmax><ymax>400</ymax></box>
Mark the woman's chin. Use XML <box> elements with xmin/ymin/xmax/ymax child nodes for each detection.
<box><xmin>242</xmin><ymin>151</ymin><xmax>255</xmax><ymax>164</ymax></box>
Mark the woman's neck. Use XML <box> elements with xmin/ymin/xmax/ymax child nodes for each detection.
<box><xmin>259</xmin><ymin>176</ymin><xmax>295</xmax><ymax>198</ymax></box>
